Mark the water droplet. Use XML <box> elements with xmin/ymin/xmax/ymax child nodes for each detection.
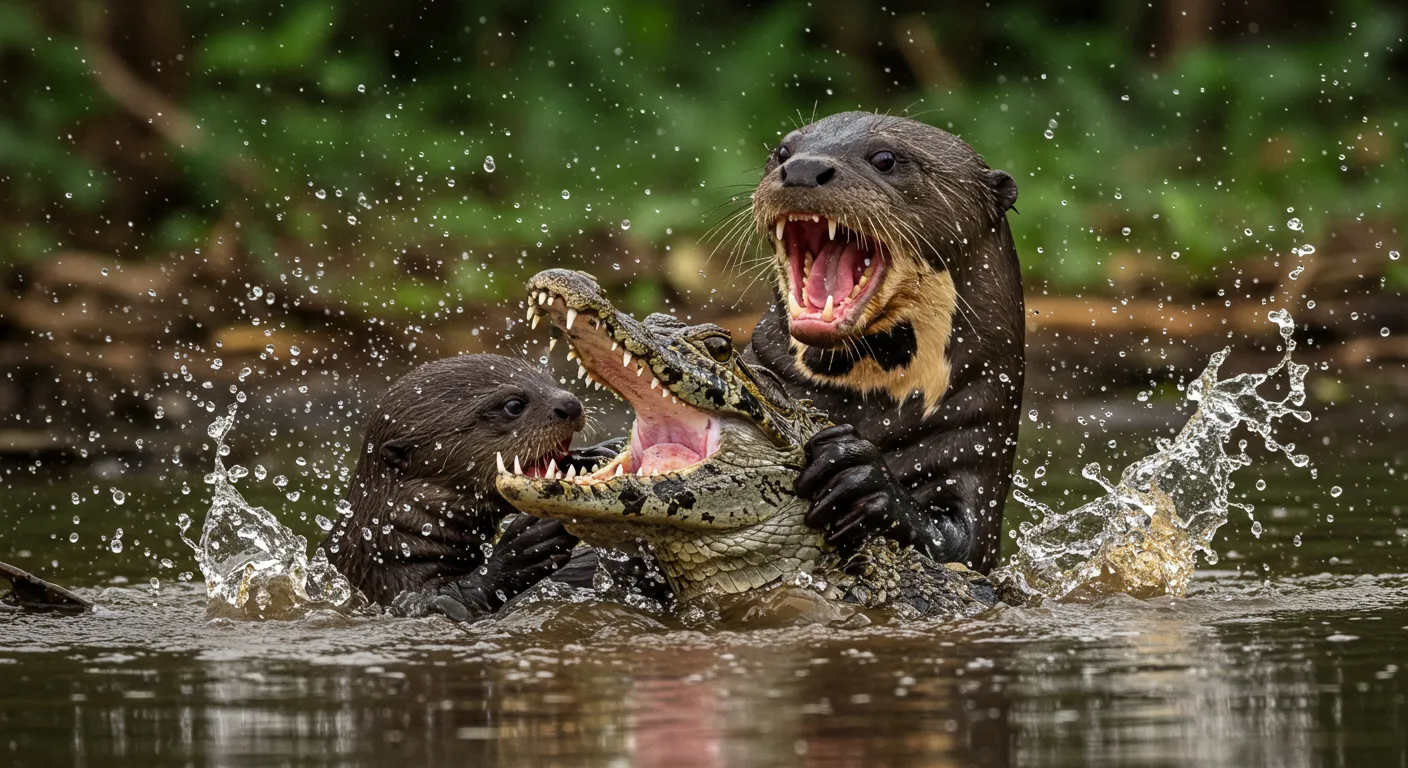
<box><xmin>1043</xmin><ymin>129</ymin><xmax>1054</xmax><ymax>139</ymax></box>
<box><xmin>1287</xmin><ymin>217</ymin><xmax>1303</xmax><ymax>231</ymax></box>
<box><xmin>1170</xmin><ymin>251</ymin><xmax>1180</xmax><ymax>260</ymax></box>
<box><xmin>357</xmin><ymin>84</ymin><xmax>366</xmax><ymax>93</ymax></box>
<box><xmin>315</xmin><ymin>514</ymin><xmax>334</xmax><ymax>531</ymax></box>
<box><xmin>69</xmin><ymin>532</ymin><xmax>79</xmax><ymax>543</ymax></box>
<box><xmin>1381</xmin><ymin>328</ymin><xmax>1391</xmax><ymax>338</ymax></box>
<box><xmin>71</xmin><ymin>493</ymin><xmax>81</xmax><ymax>505</ymax></box>
<box><xmin>1255</xmin><ymin>479</ymin><xmax>1266</xmax><ymax>490</ymax></box>
<box><xmin>347</xmin><ymin>215</ymin><xmax>358</xmax><ymax>225</ymax></box>
<box><xmin>421</xmin><ymin>523</ymin><xmax>434</xmax><ymax>536</ymax></box>
<box><xmin>110</xmin><ymin>539</ymin><xmax>123</xmax><ymax>554</ymax></box>
<box><xmin>483</xmin><ymin>156</ymin><xmax>496</xmax><ymax>172</ymax></box>
<box><xmin>561</xmin><ymin>189</ymin><xmax>570</xmax><ymax>200</ymax></box>
<box><xmin>1120</xmin><ymin>227</ymin><xmax>1131</xmax><ymax>236</ymax></box>
<box><xmin>1251</xmin><ymin>520</ymin><xmax>1263</xmax><ymax>538</ymax></box>
<box><xmin>620</xmin><ymin>219</ymin><xmax>631</xmax><ymax>231</ymax></box>
<box><xmin>1330</xmin><ymin>485</ymin><xmax>1343</xmax><ymax>498</ymax></box>
<box><xmin>315</xmin><ymin>189</ymin><xmax>327</xmax><ymax>200</ymax></box>
<box><xmin>1390</xmin><ymin>250</ymin><xmax>1400</xmax><ymax>261</ymax></box>
<box><xmin>1293</xmin><ymin>533</ymin><xmax>1302</xmax><ymax>547</ymax></box>
<box><xmin>111</xmin><ymin>489</ymin><xmax>126</xmax><ymax>505</ymax></box>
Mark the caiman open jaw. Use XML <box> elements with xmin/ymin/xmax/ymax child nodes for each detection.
<box><xmin>496</xmin><ymin>269</ymin><xmax>817</xmax><ymax>532</ymax></box>
<box><xmin>770</xmin><ymin>212</ymin><xmax>889</xmax><ymax>347</ymax></box>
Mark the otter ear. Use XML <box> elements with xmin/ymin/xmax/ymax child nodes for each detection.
<box><xmin>380</xmin><ymin>440</ymin><xmax>413</xmax><ymax>472</ymax></box>
<box><xmin>985</xmin><ymin>169</ymin><xmax>1018</xmax><ymax>212</ymax></box>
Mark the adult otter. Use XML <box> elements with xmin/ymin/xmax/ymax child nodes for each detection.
<box><xmin>748</xmin><ymin>112</ymin><xmax>1023</xmax><ymax>573</ymax></box>
<box><xmin>321</xmin><ymin>354</ymin><xmax>615</xmax><ymax>618</ymax></box>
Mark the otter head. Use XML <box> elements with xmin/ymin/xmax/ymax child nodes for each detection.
<box><xmin>752</xmin><ymin>112</ymin><xmax>1018</xmax><ymax>410</ymax></box>
<box><xmin>366</xmin><ymin>355</ymin><xmax>585</xmax><ymax>495</ymax></box>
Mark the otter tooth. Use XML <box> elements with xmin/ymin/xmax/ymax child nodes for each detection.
<box><xmin>547</xmin><ymin>459</ymin><xmax>559</xmax><ymax>479</ymax></box>
<box><xmin>530</xmin><ymin>314</ymin><xmax>540</xmax><ymax>330</ymax></box>
<box><xmin>513</xmin><ymin>455</ymin><xmax>523</xmax><ymax>475</ymax></box>
<box><xmin>623</xmin><ymin>350</ymin><xmax>632</xmax><ymax>368</ymax></box>
<box><xmin>857</xmin><ymin>272</ymin><xmax>871</xmax><ymax>290</ymax></box>
<box><xmin>811</xmin><ymin>214</ymin><xmax>819</xmax><ymax>223</ymax></box>
<box><xmin>827</xmin><ymin>217</ymin><xmax>837</xmax><ymax>240</ymax></box>
<box><xmin>775</xmin><ymin>219</ymin><xmax>785</xmax><ymax>242</ymax></box>
<box><xmin>566</xmin><ymin>308</ymin><xmax>578</xmax><ymax>329</ymax></box>
<box><xmin>548</xmin><ymin>338</ymin><xmax>557</xmax><ymax>353</ymax></box>
<box><xmin>822</xmin><ymin>295</ymin><xmax>835</xmax><ymax>322</ymax></box>
<box><xmin>565</xmin><ymin>465</ymin><xmax>577</xmax><ymax>480</ymax></box>
<box><xmin>849</xmin><ymin>282</ymin><xmax>862</xmax><ymax>300</ymax></box>
<box><xmin>496</xmin><ymin>452</ymin><xmax>506</xmax><ymax>474</ymax></box>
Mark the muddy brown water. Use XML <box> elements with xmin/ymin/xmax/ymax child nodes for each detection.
<box><xmin>1</xmin><ymin>408</ymin><xmax>1405</xmax><ymax>767</ymax></box>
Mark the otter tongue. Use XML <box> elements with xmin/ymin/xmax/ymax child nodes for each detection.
<box><xmin>636</xmin><ymin>443</ymin><xmax>702</xmax><ymax>474</ymax></box>
<box><xmin>806</xmin><ymin>242</ymin><xmax>862</xmax><ymax>310</ymax></box>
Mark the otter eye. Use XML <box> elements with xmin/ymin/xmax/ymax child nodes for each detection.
<box><xmin>503</xmin><ymin>398</ymin><xmax>526</xmax><ymax>417</ymax></box>
<box><xmin>870</xmin><ymin>150</ymin><xmax>896</xmax><ymax>173</ymax></box>
<box><xmin>775</xmin><ymin>145</ymin><xmax>790</xmax><ymax>163</ymax></box>
<box><xmin>702</xmin><ymin>335</ymin><xmax>732</xmax><ymax>362</ymax></box>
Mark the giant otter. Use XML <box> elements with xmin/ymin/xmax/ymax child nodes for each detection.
<box><xmin>747</xmin><ymin>112</ymin><xmax>1024</xmax><ymax>573</ymax></box>
<box><xmin>321</xmin><ymin>354</ymin><xmax>617</xmax><ymax>618</ymax></box>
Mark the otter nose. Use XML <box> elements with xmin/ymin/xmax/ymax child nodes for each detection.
<box><xmin>552</xmin><ymin>394</ymin><xmax>583</xmax><ymax>424</ymax></box>
<box><xmin>779</xmin><ymin>157</ymin><xmax>836</xmax><ymax>188</ymax></box>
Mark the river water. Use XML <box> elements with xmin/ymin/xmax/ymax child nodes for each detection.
<box><xmin>2</xmin><ymin>400</ymin><xmax>1406</xmax><ymax>766</ymax></box>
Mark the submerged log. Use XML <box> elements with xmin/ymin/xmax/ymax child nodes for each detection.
<box><xmin>0</xmin><ymin>561</ymin><xmax>93</xmax><ymax>614</ymax></box>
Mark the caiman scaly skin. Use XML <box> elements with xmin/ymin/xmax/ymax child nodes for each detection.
<box><xmin>497</xmin><ymin>269</ymin><xmax>997</xmax><ymax>618</ymax></box>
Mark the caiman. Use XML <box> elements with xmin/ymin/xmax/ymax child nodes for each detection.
<box><xmin>496</xmin><ymin>269</ymin><xmax>998</xmax><ymax>619</ymax></box>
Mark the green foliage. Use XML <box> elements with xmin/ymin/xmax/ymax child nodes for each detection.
<box><xmin>0</xmin><ymin>0</ymin><xmax>1404</xmax><ymax>312</ymax></box>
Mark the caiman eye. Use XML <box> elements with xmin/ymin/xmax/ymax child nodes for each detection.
<box><xmin>503</xmin><ymin>397</ymin><xmax>526</xmax><ymax>417</ymax></box>
<box><xmin>702</xmin><ymin>335</ymin><xmax>733</xmax><ymax>362</ymax></box>
<box><xmin>870</xmin><ymin>150</ymin><xmax>896</xmax><ymax>173</ymax></box>
<box><xmin>775</xmin><ymin>145</ymin><xmax>791</xmax><ymax>164</ymax></box>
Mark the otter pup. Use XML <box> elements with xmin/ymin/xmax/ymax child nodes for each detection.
<box><xmin>748</xmin><ymin>112</ymin><xmax>1024</xmax><ymax>573</ymax></box>
<box><xmin>321</xmin><ymin>354</ymin><xmax>614</xmax><ymax>618</ymax></box>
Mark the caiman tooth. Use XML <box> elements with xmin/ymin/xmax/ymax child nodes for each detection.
<box><xmin>566</xmin><ymin>348</ymin><xmax>576</xmax><ymax>361</ymax></box>
<box><xmin>660</xmin><ymin>386</ymin><xmax>669</xmax><ymax>399</ymax></box>
<box><xmin>548</xmin><ymin>338</ymin><xmax>557</xmax><ymax>353</ymax></box>
<box><xmin>636</xmin><ymin>363</ymin><xmax>646</xmax><ymax>377</ymax></box>
<box><xmin>566</xmin><ymin>308</ymin><xmax>578</xmax><ymax>329</ymax></box>
<box><xmin>513</xmin><ymin>455</ymin><xmax>523</xmax><ymax>475</ymax></box>
<box><xmin>530</xmin><ymin>314</ymin><xmax>540</xmax><ymax>330</ymax></box>
<box><xmin>577</xmin><ymin>364</ymin><xmax>587</xmax><ymax>380</ymax></box>
<box><xmin>649</xmin><ymin>377</ymin><xmax>658</xmax><ymax>390</ymax></box>
<box><xmin>538</xmin><ymin>292</ymin><xmax>548</xmax><ymax>306</ymax></box>
<box><xmin>622</xmin><ymin>350</ymin><xmax>632</xmax><ymax>368</ymax></box>
<box><xmin>546</xmin><ymin>459</ymin><xmax>559</xmax><ymax>479</ymax></box>
<box><xmin>613</xmin><ymin>464</ymin><xmax>624</xmax><ymax>478</ymax></box>
<box><xmin>524</xmin><ymin>305</ymin><xmax>536</xmax><ymax>323</ymax></box>
<box><xmin>611</xmin><ymin>340</ymin><xmax>618</xmax><ymax>351</ymax></box>
<box><xmin>565</xmin><ymin>465</ymin><xmax>577</xmax><ymax>480</ymax></box>
<box><xmin>496</xmin><ymin>452</ymin><xmax>506</xmax><ymax>474</ymax></box>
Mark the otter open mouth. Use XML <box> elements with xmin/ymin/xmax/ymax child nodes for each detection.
<box><xmin>492</xmin><ymin>435</ymin><xmax>575</xmax><ymax>480</ymax></box>
<box><xmin>773</xmin><ymin>212</ymin><xmax>888</xmax><ymax>344</ymax></box>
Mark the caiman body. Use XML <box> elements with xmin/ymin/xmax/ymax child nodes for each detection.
<box><xmin>497</xmin><ymin>269</ymin><xmax>996</xmax><ymax>619</ymax></box>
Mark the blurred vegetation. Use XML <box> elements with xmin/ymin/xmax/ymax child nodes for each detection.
<box><xmin>1</xmin><ymin>0</ymin><xmax>1405</xmax><ymax>319</ymax></box>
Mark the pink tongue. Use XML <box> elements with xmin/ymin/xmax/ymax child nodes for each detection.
<box><xmin>805</xmin><ymin>245</ymin><xmax>858</xmax><ymax>310</ymax></box>
<box><xmin>637</xmin><ymin>443</ymin><xmax>702</xmax><ymax>474</ymax></box>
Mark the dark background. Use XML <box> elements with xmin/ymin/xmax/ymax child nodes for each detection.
<box><xmin>0</xmin><ymin>0</ymin><xmax>1404</xmax><ymax>459</ymax></box>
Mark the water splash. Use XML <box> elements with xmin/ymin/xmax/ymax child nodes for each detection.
<box><xmin>996</xmin><ymin>309</ymin><xmax>1311</xmax><ymax>602</ymax></box>
<box><xmin>179</xmin><ymin>403</ymin><xmax>355</xmax><ymax>619</ymax></box>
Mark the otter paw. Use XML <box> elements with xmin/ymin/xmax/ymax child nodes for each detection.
<box><xmin>563</xmin><ymin>436</ymin><xmax>627</xmax><ymax>474</ymax></box>
<box><xmin>431</xmin><ymin>515</ymin><xmax>579</xmax><ymax>620</ymax></box>
<box><xmin>795</xmin><ymin>425</ymin><xmax>915</xmax><ymax>550</ymax></box>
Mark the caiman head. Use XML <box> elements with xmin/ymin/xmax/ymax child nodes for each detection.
<box><xmin>497</xmin><ymin>269</ymin><xmax>833</xmax><ymax>601</ymax></box>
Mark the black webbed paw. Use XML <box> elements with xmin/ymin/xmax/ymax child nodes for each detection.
<box><xmin>562</xmin><ymin>436</ymin><xmax>627</xmax><ymax>474</ymax></box>
<box><xmin>795</xmin><ymin>424</ymin><xmax>924</xmax><ymax>554</ymax></box>
<box><xmin>430</xmin><ymin>514</ymin><xmax>578</xmax><ymax>620</ymax></box>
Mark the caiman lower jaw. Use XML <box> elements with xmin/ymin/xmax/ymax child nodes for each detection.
<box><xmin>771</xmin><ymin>212</ymin><xmax>889</xmax><ymax>347</ymax></box>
